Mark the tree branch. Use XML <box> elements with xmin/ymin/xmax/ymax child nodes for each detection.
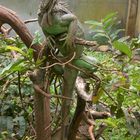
<box><xmin>0</xmin><ymin>5</ymin><xmax>43</xmax><ymax>60</ymax></box>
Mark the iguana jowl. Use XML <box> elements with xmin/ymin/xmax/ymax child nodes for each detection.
<box><xmin>38</xmin><ymin>0</ymin><xmax>84</xmax><ymax>139</ymax></box>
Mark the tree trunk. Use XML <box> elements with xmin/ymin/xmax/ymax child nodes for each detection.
<box><xmin>125</xmin><ymin>0</ymin><xmax>138</xmax><ymax>37</ymax></box>
<box><xmin>0</xmin><ymin>5</ymin><xmax>51</xmax><ymax>140</ymax></box>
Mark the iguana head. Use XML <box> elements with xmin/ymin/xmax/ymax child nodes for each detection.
<box><xmin>40</xmin><ymin>0</ymin><xmax>59</xmax><ymax>12</ymax></box>
<box><xmin>38</xmin><ymin>0</ymin><xmax>60</xmax><ymax>26</ymax></box>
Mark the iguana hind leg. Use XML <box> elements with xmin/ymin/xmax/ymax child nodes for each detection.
<box><xmin>61</xmin><ymin>66</ymin><xmax>78</xmax><ymax>140</ymax></box>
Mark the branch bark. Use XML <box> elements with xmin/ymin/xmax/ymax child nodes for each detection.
<box><xmin>0</xmin><ymin>5</ymin><xmax>50</xmax><ymax>140</ymax></box>
<box><xmin>68</xmin><ymin>76</ymin><xmax>89</xmax><ymax>140</ymax></box>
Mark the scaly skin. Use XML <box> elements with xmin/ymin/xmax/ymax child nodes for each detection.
<box><xmin>38</xmin><ymin>1</ymin><xmax>84</xmax><ymax>139</ymax></box>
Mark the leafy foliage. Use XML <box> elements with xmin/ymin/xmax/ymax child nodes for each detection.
<box><xmin>0</xmin><ymin>12</ymin><xmax>140</xmax><ymax>140</ymax></box>
<box><xmin>85</xmin><ymin>12</ymin><xmax>140</xmax><ymax>139</ymax></box>
<box><xmin>85</xmin><ymin>12</ymin><xmax>132</xmax><ymax>58</ymax></box>
<box><xmin>0</xmin><ymin>35</ymin><xmax>35</xmax><ymax>139</ymax></box>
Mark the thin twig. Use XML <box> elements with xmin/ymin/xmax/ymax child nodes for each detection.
<box><xmin>24</xmin><ymin>18</ymin><xmax>38</xmax><ymax>24</ymax></box>
<box><xmin>33</xmin><ymin>84</ymin><xmax>73</xmax><ymax>100</ymax></box>
<box><xmin>40</xmin><ymin>52</ymin><xmax>76</xmax><ymax>69</ymax></box>
<box><xmin>102</xmin><ymin>88</ymin><xmax>118</xmax><ymax>105</ymax></box>
<box><xmin>99</xmin><ymin>101</ymin><xmax>109</xmax><ymax>108</ymax></box>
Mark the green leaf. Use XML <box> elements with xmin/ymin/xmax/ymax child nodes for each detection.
<box><xmin>36</xmin><ymin>56</ymin><xmax>46</xmax><ymax>66</ymax></box>
<box><xmin>0</xmin><ymin>116</ymin><xmax>13</xmax><ymax>134</ymax></box>
<box><xmin>103</xmin><ymin>118</ymin><xmax>117</xmax><ymax>127</ymax></box>
<box><xmin>6</xmin><ymin>46</ymin><xmax>26</xmax><ymax>56</ymax></box>
<box><xmin>72</xmin><ymin>57</ymin><xmax>98</xmax><ymax>72</ymax></box>
<box><xmin>110</xmin><ymin>29</ymin><xmax>125</xmax><ymax>41</ymax></box>
<box><xmin>85</xmin><ymin>20</ymin><xmax>102</xmax><ymax>27</ymax></box>
<box><xmin>118</xmin><ymin>36</ymin><xmax>130</xmax><ymax>42</ymax></box>
<box><xmin>13</xmin><ymin>116</ymin><xmax>26</xmax><ymax>137</ymax></box>
<box><xmin>114</xmin><ymin>29</ymin><xmax>125</xmax><ymax>36</ymax></box>
<box><xmin>102</xmin><ymin>12</ymin><xmax>118</xmax><ymax>23</ymax></box>
<box><xmin>110</xmin><ymin>34</ymin><xmax>118</xmax><ymax>41</ymax></box>
<box><xmin>104</xmin><ymin>17</ymin><xmax>118</xmax><ymax>30</ymax></box>
<box><xmin>92</xmin><ymin>33</ymin><xmax>109</xmax><ymax>39</ymax></box>
<box><xmin>4</xmin><ymin>37</ymin><xmax>16</xmax><ymax>44</ymax></box>
<box><xmin>113</xmin><ymin>41</ymin><xmax>132</xmax><ymax>58</ymax></box>
<box><xmin>26</xmin><ymin>48</ymin><xmax>34</xmax><ymax>60</ymax></box>
<box><xmin>0</xmin><ymin>46</ymin><xmax>10</xmax><ymax>53</ymax></box>
<box><xmin>0</xmin><ymin>59</ymin><xmax>25</xmax><ymax>76</ymax></box>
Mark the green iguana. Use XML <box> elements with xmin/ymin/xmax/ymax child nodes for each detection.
<box><xmin>38</xmin><ymin>0</ymin><xmax>84</xmax><ymax>137</ymax></box>
<box><xmin>38</xmin><ymin>0</ymin><xmax>84</xmax><ymax>56</ymax></box>
<box><xmin>38</xmin><ymin>0</ymin><xmax>100</xmax><ymax>139</ymax></box>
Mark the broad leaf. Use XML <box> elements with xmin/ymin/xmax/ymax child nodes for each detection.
<box><xmin>13</xmin><ymin>116</ymin><xmax>26</xmax><ymax>137</ymax></box>
<box><xmin>113</xmin><ymin>41</ymin><xmax>132</xmax><ymax>58</ymax></box>
<box><xmin>104</xmin><ymin>17</ymin><xmax>117</xmax><ymax>29</ymax></box>
<box><xmin>0</xmin><ymin>116</ymin><xmax>13</xmax><ymax>134</ymax></box>
<box><xmin>102</xmin><ymin>12</ymin><xmax>118</xmax><ymax>23</ymax></box>
<box><xmin>114</xmin><ymin>29</ymin><xmax>125</xmax><ymax>36</ymax></box>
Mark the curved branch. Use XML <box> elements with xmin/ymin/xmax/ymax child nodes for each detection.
<box><xmin>0</xmin><ymin>5</ymin><xmax>43</xmax><ymax>60</ymax></box>
<box><xmin>68</xmin><ymin>76</ymin><xmax>88</xmax><ymax>140</ymax></box>
<box><xmin>0</xmin><ymin>5</ymin><xmax>52</xmax><ymax>140</ymax></box>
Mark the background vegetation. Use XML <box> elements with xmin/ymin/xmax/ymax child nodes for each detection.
<box><xmin>0</xmin><ymin>12</ymin><xmax>140</xmax><ymax>140</ymax></box>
